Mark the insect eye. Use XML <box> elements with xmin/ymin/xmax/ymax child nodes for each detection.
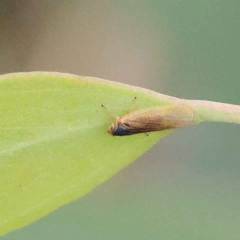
<box><xmin>109</xmin><ymin>123</ymin><xmax>115</xmax><ymax>131</ymax></box>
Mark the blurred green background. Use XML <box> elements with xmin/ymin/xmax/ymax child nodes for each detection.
<box><xmin>1</xmin><ymin>1</ymin><xmax>240</xmax><ymax>239</ymax></box>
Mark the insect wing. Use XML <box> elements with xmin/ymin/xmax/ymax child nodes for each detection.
<box><xmin>119</xmin><ymin>105</ymin><xmax>194</xmax><ymax>134</ymax></box>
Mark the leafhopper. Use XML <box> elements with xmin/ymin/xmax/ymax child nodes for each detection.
<box><xmin>102</xmin><ymin>100</ymin><xmax>195</xmax><ymax>136</ymax></box>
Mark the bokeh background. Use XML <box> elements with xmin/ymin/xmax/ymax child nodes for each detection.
<box><xmin>1</xmin><ymin>1</ymin><xmax>240</xmax><ymax>239</ymax></box>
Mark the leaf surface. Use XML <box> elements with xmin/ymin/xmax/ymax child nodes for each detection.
<box><xmin>0</xmin><ymin>72</ymin><xmax>178</xmax><ymax>235</ymax></box>
<box><xmin>1</xmin><ymin>72</ymin><xmax>240</xmax><ymax>235</ymax></box>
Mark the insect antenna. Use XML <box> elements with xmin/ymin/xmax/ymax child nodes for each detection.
<box><xmin>127</xmin><ymin>96</ymin><xmax>137</xmax><ymax>113</ymax></box>
<box><xmin>101</xmin><ymin>104</ymin><xmax>118</xmax><ymax>119</ymax></box>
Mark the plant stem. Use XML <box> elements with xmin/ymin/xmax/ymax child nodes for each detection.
<box><xmin>185</xmin><ymin>100</ymin><xmax>240</xmax><ymax>124</ymax></box>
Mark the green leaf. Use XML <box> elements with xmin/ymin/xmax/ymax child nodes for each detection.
<box><xmin>0</xmin><ymin>72</ymin><xmax>174</xmax><ymax>235</ymax></box>
<box><xmin>0</xmin><ymin>72</ymin><xmax>240</xmax><ymax>235</ymax></box>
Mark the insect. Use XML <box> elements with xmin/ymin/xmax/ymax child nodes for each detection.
<box><xmin>102</xmin><ymin>98</ymin><xmax>195</xmax><ymax>136</ymax></box>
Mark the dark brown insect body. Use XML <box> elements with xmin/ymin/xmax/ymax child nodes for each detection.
<box><xmin>107</xmin><ymin>105</ymin><xmax>195</xmax><ymax>136</ymax></box>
